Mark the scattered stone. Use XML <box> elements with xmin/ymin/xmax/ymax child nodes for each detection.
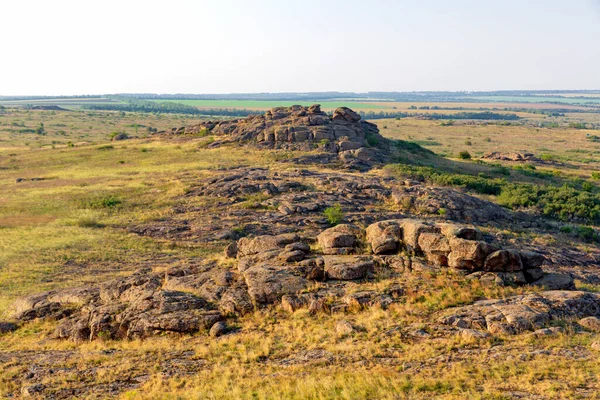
<box><xmin>483</xmin><ymin>151</ymin><xmax>538</xmax><ymax>162</ymax></box>
<box><xmin>209</xmin><ymin>321</ymin><xmax>228</xmax><ymax>337</ymax></box>
<box><xmin>335</xmin><ymin>320</ymin><xmax>355</xmax><ymax>335</ymax></box>
<box><xmin>530</xmin><ymin>327</ymin><xmax>564</xmax><ymax>337</ymax></box>
<box><xmin>579</xmin><ymin>316</ymin><xmax>600</xmax><ymax>332</ymax></box>
<box><xmin>0</xmin><ymin>322</ymin><xmax>17</xmax><ymax>334</ymax></box>
<box><xmin>21</xmin><ymin>384</ymin><xmax>44</xmax><ymax>397</ymax></box>
<box><xmin>460</xmin><ymin>328</ymin><xmax>490</xmax><ymax>340</ymax></box>
<box><xmin>532</xmin><ymin>273</ymin><xmax>575</xmax><ymax>290</ymax></box>
<box><xmin>391</xmin><ymin>186</ymin><xmax>510</xmax><ymax>224</ymax></box>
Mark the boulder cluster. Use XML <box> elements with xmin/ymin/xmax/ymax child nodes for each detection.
<box><xmin>9</xmin><ymin>213</ymin><xmax>576</xmax><ymax>342</ymax></box>
<box><xmin>320</xmin><ymin>219</ymin><xmax>556</xmax><ymax>287</ymax></box>
<box><xmin>159</xmin><ymin>105</ymin><xmax>389</xmax><ymax>169</ymax></box>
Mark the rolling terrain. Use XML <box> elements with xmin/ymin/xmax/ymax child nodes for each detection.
<box><xmin>1</xmin><ymin>101</ymin><xmax>600</xmax><ymax>399</ymax></box>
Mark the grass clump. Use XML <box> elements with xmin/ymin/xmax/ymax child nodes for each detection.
<box><xmin>80</xmin><ymin>194</ymin><xmax>123</xmax><ymax>210</ymax></box>
<box><xmin>560</xmin><ymin>224</ymin><xmax>599</xmax><ymax>242</ymax></box>
<box><xmin>324</xmin><ymin>204</ymin><xmax>344</xmax><ymax>226</ymax></box>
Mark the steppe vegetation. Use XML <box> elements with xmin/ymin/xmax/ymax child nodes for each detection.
<box><xmin>1</xmin><ymin>99</ymin><xmax>600</xmax><ymax>399</ymax></box>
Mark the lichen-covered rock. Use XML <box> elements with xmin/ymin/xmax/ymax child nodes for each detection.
<box><xmin>323</xmin><ymin>255</ymin><xmax>372</xmax><ymax>280</ymax></box>
<box><xmin>392</xmin><ymin>186</ymin><xmax>510</xmax><ymax>224</ymax></box>
<box><xmin>520</xmin><ymin>251</ymin><xmax>546</xmax><ymax>269</ymax></box>
<box><xmin>532</xmin><ymin>273</ymin><xmax>575</xmax><ymax>290</ymax></box>
<box><xmin>484</xmin><ymin>250</ymin><xmax>523</xmax><ymax>272</ymax></box>
<box><xmin>317</xmin><ymin>224</ymin><xmax>361</xmax><ymax>255</ymax></box>
<box><xmin>237</xmin><ymin>233</ymin><xmax>300</xmax><ymax>257</ymax></box>
<box><xmin>242</xmin><ymin>264</ymin><xmax>309</xmax><ymax>305</ymax></box>
<box><xmin>365</xmin><ymin>220</ymin><xmax>402</xmax><ymax>254</ymax></box>
<box><xmin>397</xmin><ymin>219</ymin><xmax>437</xmax><ymax>254</ymax></box>
<box><xmin>440</xmin><ymin>290</ymin><xmax>600</xmax><ymax>335</ymax></box>
<box><xmin>447</xmin><ymin>238</ymin><xmax>497</xmax><ymax>271</ymax></box>
<box><xmin>418</xmin><ymin>232</ymin><xmax>451</xmax><ymax>266</ymax></box>
<box><xmin>579</xmin><ymin>316</ymin><xmax>600</xmax><ymax>332</ymax></box>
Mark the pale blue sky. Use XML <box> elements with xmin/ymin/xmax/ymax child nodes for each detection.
<box><xmin>1</xmin><ymin>0</ymin><xmax>599</xmax><ymax>95</ymax></box>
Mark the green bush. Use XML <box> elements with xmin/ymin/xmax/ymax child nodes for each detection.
<box><xmin>324</xmin><ymin>204</ymin><xmax>344</xmax><ymax>226</ymax></box>
<box><xmin>80</xmin><ymin>194</ymin><xmax>123</xmax><ymax>209</ymax></box>
<box><xmin>458</xmin><ymin>151</ymin><xmax>471</xmax><ymax>160</ymax></box>
<box><xmin>365</xmin><ymin>133</ymin><xmax>380</xmax><ymax>147</ymax></box>
<box><xmin>499</xmin><ymin>183</ymin><xmax>600</xmax><ymax>222</ymax></box>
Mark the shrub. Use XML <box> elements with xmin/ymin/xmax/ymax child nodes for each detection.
<box><xmin>324</xmin><ymin>204</ymin><xmax>344</xmax><ymax>226</ymax></box>
<box><xmin>458</xmin><ymin>151</ymin><xmax>471</xmax><ymax>160</ymax></box>
<box><xmin>81</xmin><ymin>194</ymin><xmax>123</xmax><ymax>209</ymax></box>
<box><xmin>76</xmin><ymin>218</ymin><xmax>104</xmax><ymax>228</ymax></box>
<box><xmin>574</xmin><ymin>226</ymin><xmax>599</xmax><ymax>242</ymax></box>
<box><xmin>365</xmin><ymin>133</ymin><xmax>380</xmax><ymax>147</ymax></box>
<box><xmin>540</xmin><ymin>153</ymin><xmax>557</xmax><ymax>162</ymax></box>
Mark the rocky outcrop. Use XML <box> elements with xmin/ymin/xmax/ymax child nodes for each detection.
<box><xmin>440</xmin><ymin>290</ymin><xmax>600</xmax><ymax>335</ymax></box>
<box><xmin>391</xmin><ymin>186</ymin><xmax>511</xmax><ymax>224</ymax></box>
<box><xmin>159</xmin><ymin>105</ymin><xmax>389</xmax><ymax>170</ymax></box>
<box><xmin>9</xmin><ymin>214</ymin><xmax>574</xmax><ymax>341</ymax></box>
<box><xmin>363</xmin><ymin>218</ymin><xmax>561</xmax><ymax>286</ymax></box>
<box><xmin>483</xmin><ymin>152</ymin><xmax>538</xmax><ymax>162</ymax></box>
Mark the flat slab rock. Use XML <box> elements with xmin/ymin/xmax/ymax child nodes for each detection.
<box><xmin>9</xmin><ymin>268</ymin><xmax>233</xmax><ymax>341</ymax></box>
<box><xmin>439</xmin><ymin>290</ymin><xmax>600</xmax><ymax>335</ymax></box>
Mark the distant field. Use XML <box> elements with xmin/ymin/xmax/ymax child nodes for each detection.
<box><xmin>150</xmin><ymin>99</ymin><xmax>388</xmax><ymax>110</ymax></box>
<box><xmin>0</xmin><ymin>98</ymin><xmax>123</xmax><ymax>107</ymax></box>
<box><xmin>467</xmin><ymin>95</ymin><xmax>600</xmax><ymax>105</ymax></box>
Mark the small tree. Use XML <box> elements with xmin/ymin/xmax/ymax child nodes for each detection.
<box><xmin>324</xmin><ymin>204</ymin><xmax>344</xmax><ymax>226</ymax></box>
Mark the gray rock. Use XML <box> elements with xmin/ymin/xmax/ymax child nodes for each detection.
<box><xmin>532</xmin><ymin>273</ymin><xmax>575</xmax><ymax>290</ymax></box>
<box><xmin>323</xmin><ymin>256</ymin><xmax>372</xmax><ymax>280</ymax></box>
<box><xmin>0</xmin><ymin>322</ymin><xmax>17</xmax><ymax>334</ymax></box>
<box><xmin>209</xmin><ymin>321</ymin><xmax>228</xmax><ymax>337</ymax></box>
<box><xmin>579</xmin><ymin>316</ymin><xmax>600</xmax><ymax>332</ymax></box>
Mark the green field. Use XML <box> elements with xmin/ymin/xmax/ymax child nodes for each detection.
<box><xmin>0</xmin><ymin>98</ymin><xmax>123</xmax><ymax>107</ymax></box>
<box><xmin>468</xmin><ymin>95</ymin><xmax>600</xmax><ymax>105</ymax></box>
<box><xmin>150</xmin><ymin>99</ymin><xmax>388</xmax><ymax>110</ymax></box>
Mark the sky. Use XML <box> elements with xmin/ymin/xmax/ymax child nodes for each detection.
<box><xmin>1</xmin><ymin>0</ymin><xmax>600</xmax><ymax>95</ymax></box>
